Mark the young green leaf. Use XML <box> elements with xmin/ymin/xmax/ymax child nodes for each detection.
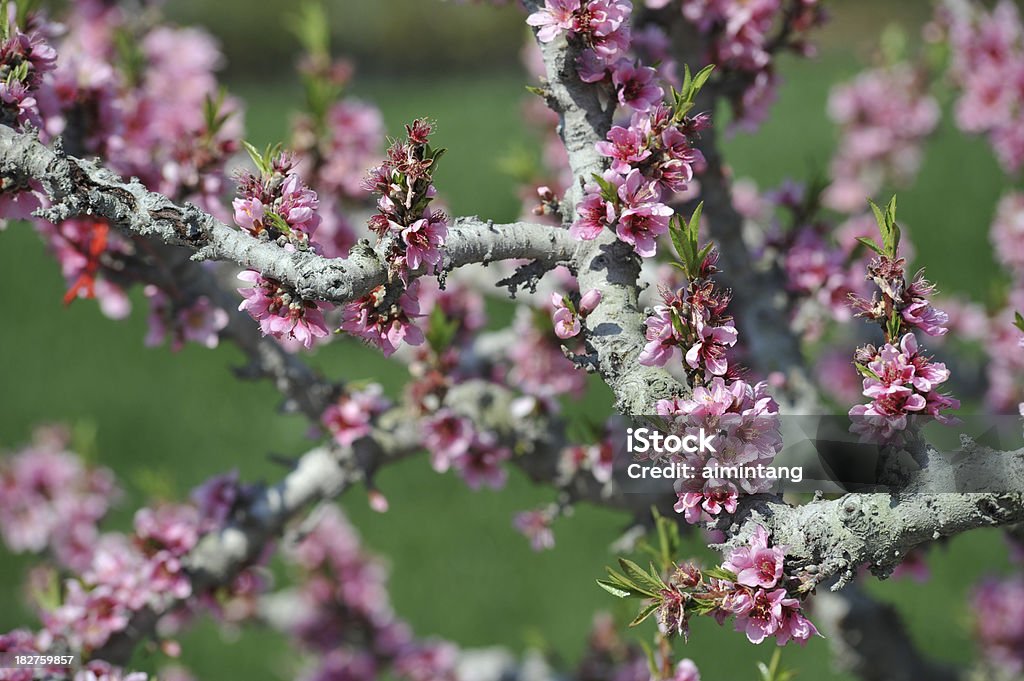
<box><xmin>855</xmin><ymin>236</ymin><xmax>884</xmax><ymax>255</ymax></box>
<box><xmin>618</xmin><ymin>558</ymin><xmax>667</xmax><ymax>595</ymax></box>
<box><xmin>629</xmin><ymin>602</ymin><xmax>660</xmax><ymax>627</ymax></box>
<box><xmin>596</xmin><ymin>579</ymin><xmax>636</xmax><ymax>599</ymax></box>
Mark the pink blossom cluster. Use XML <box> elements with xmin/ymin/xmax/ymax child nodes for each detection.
<box><xmin>824</xmin><ymin>65</ymin><xmax>939</xmax><ymax>213</ymax></box>
<box><xmin>0</xmin><ymin>427</ymin><xmax>117</xmax><ymax>570</ymax></box>
<box><xmin>526</xmin><ymin>1</ymin><xmax>633</xmax><ymax>82</ymax></box>
<box><xmin>970</xmin><ymin>575</ymin><xmax>1024</xmax><ymax>675</ymax></box>
<box><xmin>639</xmin><ymin>248</ymin><xmax>737</xmax><ymax>374</ymax></box>
<box><xmin>941</xmin><ymin>0</ymin><xmax>1024</xmax><ymax>173</ymax></box>
<box><xmin>363</xmin><ymin>119</ymin><xmax>448</xmax><ymax>278</ymax></box>
<box><xmin>575</xmin><ymin>107</ymin><xmax>709</xmax><ymax>256</ymax></box>
<box><xmin>850</xmin><ymin>256</ymin><xmax>950</xmax><ymax>338</ymax></box>
<box><xmin>421</xmin><ymin>409</ymin><xmax>512</xmax><ymax>490</ymax></box>
<box><xmin>320</xmin><ymin>384</ymin><xmax>391</xmax><ymax>447</ymax></box>
<box><xmin>656</xmin><ymin>377</ymin><xmax>782</xmax><ymax>524</ymax></box>
<box><xmin>233</xmin><ymin>152</ymin><xmax>322</xmax><ymax>247</ymax></box>
<box><xmin>144</xmin><ymin>286</ymin><xmax>229</xmax><ymax>352</ymax></box>
<box><xmin>781</xmin><ymin>226</ymin><xmax>862</xmax><ymax>332</ymax></box>
<box><xmin>339</xmin><ymin>281</ymin><xmax>425</xmax><ymax>357</ymax></box>
<box><xmin>647</xmin><ymin>0</ymin><xmax>823</xmax><ymax>131</ymax></box>
<box><xmin>0</xmin><ymin>11</ymin><xmax>56</xmax><ymax>131</ymax></box>
<box><xmin>656</xmin><ymin>526</ymin><xmax>818</xmax><ymax>645</ymax></box>
<box><xmin>849</xmin><ymin>333</ymin><xmax>959</xmax><ymax>442</ymax></box>
<box><xmin>982</xmin><ymin>197</ymin><xmax>1024</xmax><ymax>411</ymax></box>
<box><xmin>237</xmin><ymin>270</ymin><xmax>331</xmax><ymax>350</ymax></box>
<box><xmin>284</xmin><ymin>505</ymin><xmax>459</xmax><ymax>681</ymax></box>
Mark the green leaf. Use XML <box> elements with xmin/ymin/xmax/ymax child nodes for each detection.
<box><xmin>525</xmin><ymin>85</ymin><xmax>546</xmax><ymax>98</ymax></box>
<box><xmin>669</xmin><ymin>215</ymin><xmax>687</xmax><ymax>263</ymax></box>
<box><xmin>703</xmin><ymin>566</ymin><xmax>738</xmax><ymax>582</ymax></box>
<box><xmin>242</xmin><ymin>140</ymin><xmax>269</xmax><ymax>175</ymax></box>
<box><xmin>629</xmin><ymin>602</ymin><xmax>660</xmax><ymax>627</ymax></box>
<box><xmin>1014</xmin><ymin>311</ymin><xmax>1024</xmax><ymax>333</ymax></box>
<box><xmin>618</xmin><ymin>558</ymin><xmax>666</xmax><ymax>595</ymax></box>
<box><xmin>596</xmin><ymin>579</ymin><xmax>635</xmax><ymax>598</ymax></box>
<box><xmin>855</xmin><ymin>236</ymin><xmax>884</xmax><ymax>255</ymax></box>
<box><xmin>854</xmin><ymin>362</ymin><xmax>881</xmax><ymax>381</ymax></box>
<box><xmin>887</xmin><ymin>308</ymin><xmax>903</xmax><ymax>340</ymax></box>
<box><xmin>691</xmin><ymin>64</ymin><xmax>715</xmax><ymax>94</ymax></box>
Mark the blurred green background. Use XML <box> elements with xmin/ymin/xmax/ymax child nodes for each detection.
<box><xmin>0</xmin><ymin>1</ymin><xmax>1017</xmax><ymax>679</ymax></box>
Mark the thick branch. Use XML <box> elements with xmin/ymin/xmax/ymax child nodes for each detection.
<box><xmin>525</xmin><ymin>2</ymin><xmax>685</xmax><ymax>414</ymax></box>
<box><xmin>0</xmin><ymin>126</ymin><xmax>575</xmax><ymax>304</ymax></box>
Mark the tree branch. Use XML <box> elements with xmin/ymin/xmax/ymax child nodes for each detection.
<box><xmin>0</xmin><ymin>126</ymin><xmax>575</xmax><ymax>305</ymax></box>
<box><xmin>524</xmin><ymin>2</ymin><xmax>686</xmax><ymax>415</ymax></box>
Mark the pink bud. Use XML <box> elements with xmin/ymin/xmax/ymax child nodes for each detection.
<box><xmin>579</xmin><ymin>289</ymin><xmax>602</xmax><ymax>316</ymax></box>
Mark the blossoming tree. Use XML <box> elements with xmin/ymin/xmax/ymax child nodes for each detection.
<box><xmin>1</xmin><ymin>0</ymin><xmax>1023</xmax><ymax>680</ymax></box>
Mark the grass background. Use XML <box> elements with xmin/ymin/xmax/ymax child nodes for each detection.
<box><xmin>0</xmin><ymin>1</ymin><xmax>1018</xmax><ymax>679</ymax></box>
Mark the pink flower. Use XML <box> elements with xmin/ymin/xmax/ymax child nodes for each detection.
<box><xmin>452</xmin><ymin>433</ymin><xmax>511</xmax><ymax>490</ymax></box>
<box><xmin>278</xmin><ymin>173</ymin><xmax>321</xmax><ymax>237</ymax></box>
<box><xmin>526</xmin><ymin>0</ymin><xmax>581</xmax><ymax>42</ymax></box>
<box><xmin>733</xmin><ymin>588</ymin><xmax>788</xmax><ymax>644</ymax></box>
<box><xmin>723</xmin><ymin>525</ymin><xmax>786</xmax><ymax>589</ymax></box>
<box><xmin>596</xmin><ymin>124</ymin><xmax>652</xmax><ymax>175</ymax></box>
<box><xmin>401</xmin><ymin>212</ymin><xmax>447</xmax><ymax>271</ymax></box>
<box><xmin>571</xmin><ymin>187</ymin><xmax>616</xmax><ymax>240</ymax></box>
<box><xmin>617</xmin><ymin>201</ymin><xmax>672</xmax><ymax>257</ymax></box>
<box><xmin>638</xmin><ymin>306</ymin><xmax>680</xmax><ymax>366</ymax></box>
<box><xmin>551</xmin><ymin>292</ymin><xmax>581</xmax><ymax>339</ymax></box>
<box><xmin>321</xmin><ymin>385</ymin><xmax>390</xmax><ymax>448</ymax></box>
<box><xmin>685</xmin><ymin>319</ymin><xmax>738</xmax><ymax>376</ymax></box>
<box><xmin>232</xmin><ymin>196</ymin><xmax>264</xmax><ymax>234</ymax></box>
<box><xmin>422</xmin><ymin>409</ymin><xmax>475</xmax><ymax>472</ymax></box>
<box><xmin>612</xmin><ymin>61</ymin><xmax>664</xmax><ymax>112</ymax></box>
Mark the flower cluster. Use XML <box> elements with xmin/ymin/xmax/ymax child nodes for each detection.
<box><xmin>575</xmin><ymin>101</ymin><xmax>709</xmax><ymax>256</ymax></box>
<box><xmin>233</xmin><ymin>151</ymin><xmax>322</xmax><ymax>248</ymax></box>
<box><xmin>639</xmin><ymin>248</ymin><xmax>737</xmax><ymax>376</ymax></box>
<box><xmin>34</xmin><ymin>218</ymin><xmax>132</xmax><ymax>320</ymax></box>
<box><xmin>0</xmin><ymin>432</ymin><xmax>265</xmax><ymax>667</ymax></box>
<box><xmin>849</xmin><ymin>333</ymin><xmax>959</xmax><ymax>441</ymax></box>
<box><xmin>0</xmin><ymin>10</ymin><xmax>56</xmax><ymax>130</ymax></box>
<box><xmin>363</xmin><ymin>119</ymin><xmax>448</xmax><ymax>279</ymax></box>
<box><xmin>970</xmin><ymin>575</ymin><xmax>1024</xmax><ymax>675</ymax></box>
<box><xmin>847</xmin><ymin>200</ymin><xmax>959</xmax><ymax>440</ymax></box>
<box><xmin>506</xmin><ymin>305</ymin><xmax>589</xmax><ymax>404</ymax></box>
<box><xmin>144</xmin><ymin>287</ymin><xmax>229</xmax><ymax>352</ymax></box>
<box><xmin>527</xmin><ymin>0</ymin><xmax>633</xmax><ymax>81</ymax></box>
<box><xmin>606</xmin><ymin>525</ymin><xmax>818</xmax><ymax>646</ymax></box>
<box><xmin>283</xmin><ymin>505</ymin><xmax>459</xmax><ymax>681</ymax></box>
<box><xmin>941</xmin><ymin>0</ymin><xmax>1024</xmax><ymax>173</ymax></box>
<box><xmin>340</xmin><ymin>281</ymin><xmax>425</xmax><ymax>357</ymax></box>
<box><xmin>420</xmin><ymin>411</ymin><xmax>511</xmax><ymax>490</ymax></box>
<box><xmin>824</xmin><ymin>65</ymin><xmax>939</xmax><ymax>213</ymax></box>
<box><xmin>237</xmin><ymin>270</ymin><xmax>331</xmax><ymax>350</ymax></box>
<box><xmin>321</xmin><ymin>384</ymin><xmax>391</xmax><ymax>447</ymax></box>
<box><xmin>0</xmin><ymin>427</ymin><xmax>117</xmax><ymax>570</ymax></box>
<box><xmin>656</xmin><ymin>377</ymin><xmax>782</xmax><ymax>524</ymax></box>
